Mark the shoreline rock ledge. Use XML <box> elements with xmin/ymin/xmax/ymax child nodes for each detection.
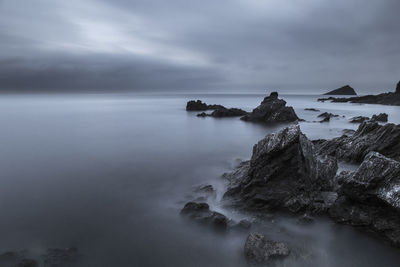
<box><xmin>241</xmin><ymin>92</ymin><xmax>300</xmax><ymax>123</ymax></box>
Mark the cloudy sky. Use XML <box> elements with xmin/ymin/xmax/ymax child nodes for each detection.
<box><xmin>0</xmin><ymin>0</ymin><xmax>399</xmax><ymax>93</ymax></box>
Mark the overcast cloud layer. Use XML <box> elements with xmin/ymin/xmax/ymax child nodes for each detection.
<box><xmin>0</xmin><ymin>0</ymin><xmax>399</xmax><ymax>93</ymax></box>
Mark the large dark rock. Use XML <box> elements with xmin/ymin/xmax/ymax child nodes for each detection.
<box><xmin>180</xmin><ymin>202</ymin><xmax>228</xmax><ymax>229</ymax></box>
<box><xmin>244</xmin><ymin>233</ymin><xmax>290</xmax><ymax>265</ymax></box>
<box><xmin>241</xmin><ymin>92</ymin><xmax>299</xmax><ymax>123</ymax></box>
<box><xmin>196</xmin><ymin>108</ymin><xmax>248</xmax><ymax>118</ymax></box>
<box><xmin>371</xmin><ymin>113</ymin><xmax>388</xmax><ymax>122</ymax></box>
<box><xmin>314</xmin><ymin>122</ymin><xmax>400</xmax><ymax>162</ymax></box>
<box><xmin>329</xmin><ymin>152</ymin><xmax>400</xmax><ymax>246</ymax></box>
<box><xmin>349</xmin><ymin>116</ymin><xmax>370</xmax><ymax>123</ymax></box>
<box><xmin>186</xmin><ymin>100</ymin><xmax>225</xmax><ymax>111</ymax></box>
<box><xmin>223</xmin><ymin>125</ymin><xmax>338</xmax><ymax>213</ymax></box>
<box><xmin>396</xmin><ymin>81</ymin><xmax>400</xmax><ymax>94</ymax></box>
<box><xmin>324</xmin><ymin>85</ymin><xmax>357</xmax><ymax>95</ymax></box>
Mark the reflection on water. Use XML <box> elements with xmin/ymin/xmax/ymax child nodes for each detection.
<box><xmin>0</xmin><ymin>93</ymin><xmax>399</xmax><ymax>266</ymax></box>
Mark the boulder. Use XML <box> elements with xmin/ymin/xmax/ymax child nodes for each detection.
<box><xmin>180</xmin><ymin>202</ymin><xmax>228</xmax><ymax>229</ymax></box>
<box><xmin>223</xmin><ymin>125</ymin><xmax>338</xmax><ymax>213</ymax></box>
<box><xmin>314</xmin><ymin>122</ymin><xmax>400</xmax><ymax>162</ymax></box>
<box><xmin>244</xmin><ymin>233</ymin><xmax>290</xmax><ymax>265</ymax></box>
<box><xmin>329</xmin><ymin>152</ymin><xmax>400</xmax><ymax>246</ymax></box>
<box><xmin>241</xmin><ymin>92</ymin><xmax>299</xmax><ymax>123</ymax></box>
<box><xmin>349</xmin><ymin>116</ymin><xmax>369</xmax><ymax>123</ymax></box>
<box><xmin>324</xmin><ymin>85</ymin><xmax>357</xmax><ymax>95</ymax></box>
<box><xmin>371</xmin><ymin>113</ymin><xmax>388</xmax><ymax>122</ymax></box>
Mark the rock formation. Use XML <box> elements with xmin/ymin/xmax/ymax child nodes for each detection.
<box><xmin>371</xmin><ymin>113</ymin><xmax>388</xmax><ymax>122</ymax></box>
<box><xmin>318</xmin><ymin>112</ymin><xmax>339</xmax><ymax>123</ymax></box>
<box><xmin>314</xmin><ymin>122</ymin><xmax>400</xmax><ymax>162</ymax></box>
<box><xmin>223</xmin><ymin>125</ymin><xmax>338</xmax><ymax>213</ymax></box>
<box><xmin>241</xmin><ymin>92</ymin><xmax>299</xmax><ymax>123</ymax></box>
<box><xmin>186</xmin><ymin>100</ymin><xmax>225</xmax><ymax>111</ymax></box>
<box><xmin>329</xmin><ymin>152</ymin><xmax>400</xmax><ymax>246</ymax></box>
<box><xmin>180</xmin><ymin>202</ymin><xmax>228</xmax><ymax>230</ymax></box>
<box><xmin>396</xmin><ymin>81</ymin><xmax>400</xmax><ymax>94</ymax></box>
<box><xmin>196</xmin><ymin>108</ymin><xmax>248</xmax><ymax>117</ymax></box>
<box><xmin>324</xmin><ymin>85</ymin><xmax>357</xmax><ymax>95</ymax></box>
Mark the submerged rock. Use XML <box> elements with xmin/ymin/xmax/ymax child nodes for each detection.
<box><xmin>324</xmin><ymin>85</ymin><xmax>357</xmax><ymax>95</ymax></box>
<box><xmin>317</xmin><ymin>112</ymin><xmax>339</xmax><ymax>123</ymax></box>
<box><xmin>329</xmin><ymin>152</ymin><xmax>400</xmax><ymax>246</ymax></box>
<box><xmin>244</xmin><ymin>233</ymin><xmax>290</xmax><ymax>265</ymax></box>
<box><xmin>180</xmin><ymin>202</ymin><xmax>228</xmax><ymax>229</ymax></box>
<box><xmin>314</xmin><ymin>122</ymin><xmax>400</xmax><ymax>162</ymax></box>
<box><xmin>241</xmin><ymin>92</ymin><xmax>299</xmax><ymax>123</ymax></box>
<box><xmin>223</xmin><ymin>125</ymin><xmax>338</xmax><ymax>213</ymax></box>
<box><xmin>371</xmin><ymin>113</ymin><xmax>388</xmax><ymax>122</ymax></box>
<box><xmin>304</xmin><ymin>108</ymin><xmax>320</xmax><ymax>112</ymax></box>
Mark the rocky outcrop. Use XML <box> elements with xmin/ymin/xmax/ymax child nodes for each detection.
<box><xmin>329</xmin><ymin>152</ymin><xmax>400</xmax><ymax>246</ymax></box>
<box><xmin>318</xmin><ymin>112</ymin><xmax>339</xmax><ymax>123</ymax></box>
<box><xmin>244</xmin><ymin>233</ymin><xmax>290</xmax><ymax>265</ymax></box>
<box><xmin>196</xmin><ymin>108</ymin><xmax>247</xmax><ymax>118</ymax></box>
<box><xmin>223</xmin><ymin>125</ymin><xmax>338</xmax><ymax>213</ymax></box>
<box><xmin>324</xmin><ymin>85</ymin><xmax>357</xmax><ymax>95</ymax></box>
<box><xmin>350</xmin><ymin>116</ymin><xmax>370</xmax><ymax>123</ymax></box>
<box><xmin>241</xmin><ymin>92</ymin><xmax>299</xmax><ymax>123</ymax></box>
<box><xmin>180</xmin><ymin>202</ymin><xmax>228</xmax><ymax>230</ymax></box>
<box><xmin>318</xmin><ymin>82</ymin><xmax>400</xmax><ymax>106</ymax></box>
<box><xmin>314</xmin><ymin>122</ymin><xmax>400</xmax><ymax>162</ymax></box>
<box><xmin>186</xmin><ymin>100</ymin><xmax>225</xmax><ymax>111</ymax></box>
<box><xmin>396</xmin><ymin>81</ymin><xmax>400</xmax><ymax>94</ymax></box>
<box><xmin>371</xmin><ymin>113</ymin><xmax>388</xmax><ymax>122</ymax></box>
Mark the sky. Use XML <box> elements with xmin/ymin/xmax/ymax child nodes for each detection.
<box><xmin>0</xmin><ymin>0</ymin><xmax>399</xmax><ymax>93</ymax></box>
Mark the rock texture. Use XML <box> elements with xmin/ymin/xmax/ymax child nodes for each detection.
<box><xmin>314</xmin><ymin>122</ymin><xmax>400</xmax><ymax>162</ymax></box>
<box><xmin>244</xmin><ymin>233</ymin><xmax>290</xmax><ymax>265</ymax></box>
<box><xmin>223</xmin><ymin>125</ymin><xmax>338</xmax><ymax>213</ymax></box>
<box><xmin>350</xmin><ymin>116</ymin><xmax>370</xmax><ymax>123</ymax></box>
<box><xmin>318</xmin><ymin>112</ymin><xmax>339</xmax><ymax>123</ymax></box>
<box><xmin>180</xmin><ymin>202</ymin><xmax>228</xmax><ymax>229</ymax></box>
<box><xmin>241</xmin><ymin>92</ymin><xmax>299</xmax><ymax>123</ymax></box>
<box><xmin>304</xmin><ymin>108</ymin><xmax>320</xmax><ymax>112</ymax></box>
<box><xmin>329</xmin><ymin>152</ymin><xmax>400</xmax><ymax>246</ymax></box>
<box><xmin>396</xmin><ymin>81</ymin><xmax>400</xmax><ymax>94</ymax></box>
<box><xmin>371</xmin><ymin>113</ymin><xmax>388</xmax><ymax>122</ymax></box>
<box><xmin>324</xmin><ymin>85</ymin><xmax>357</xmax><ymax>95</ymax></box>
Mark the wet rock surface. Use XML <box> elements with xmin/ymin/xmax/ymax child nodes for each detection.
<box><xmin>324</xmin><ymin>85</ymin><xmax>357</xmax><ymax>95</ymax></box>
<box><xmin>314</xmin><ymin>122</ymin><xmax>400</xmax><ymax>162</ymax></box>
<box><xmin>223</xmin><ymin>125</ymin><xmax>338</xmax><ymax>213</ymax></box>
<box><xmin>350</xmin><ymin>116</ymin><xmax>370</xmax><ymax>123</ymax></box>
<box><xmin>244</xmin><ymin>233</ymin><xmax>290</xmax><ymax>265</ymax></box>
<box><xmin>371</xmin><ymin>113</ymin><xmax>388</xmax><ymax>122</ymax></box>
<box><xmin>241</xmin><ymin>92</ymin><xmax>299</xmax><ymax>123</ymax></box>
<box><xmin>329</xmin><ymin>152</ymin><xmax>400</xmax><ymax>246</ymax></box>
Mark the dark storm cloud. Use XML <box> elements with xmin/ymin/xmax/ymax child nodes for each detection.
<box><xmin>0</xmin><ymin>0</ymin><xmax>399</xmax><ymax>93</ymax></box>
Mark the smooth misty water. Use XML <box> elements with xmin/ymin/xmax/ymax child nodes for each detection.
<box><xmin>0</xmin><ymin>93</ymin><xmax>399</xmax><ymax>267</ymax></box>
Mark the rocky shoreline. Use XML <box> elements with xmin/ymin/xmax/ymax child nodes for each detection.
<box><xmin>182</xmin><ymin>91</ymin><xmax>400</xmax><ymax>265</ymax></box>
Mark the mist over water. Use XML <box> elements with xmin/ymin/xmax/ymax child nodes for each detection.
<box><xmin>0</xmin><ymin>93</ymin><xmax>399</xmax><ymax>266</ymax></box>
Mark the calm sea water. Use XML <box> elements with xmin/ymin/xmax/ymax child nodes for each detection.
<box><xmin>0</xmin><ymin>93</ymin><xmax>399</xmax><ymax>266</ymax></box>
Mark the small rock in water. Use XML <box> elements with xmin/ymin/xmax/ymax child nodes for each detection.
<box><xmin>244</xmin><ymin>233</ymin><xmax>290</xmax><ymax>265</ymax></box>
<box><xmin>304</xmin><ymin>108</ymin><xmax>320</xmax><ymax>112</ymax></box>
<box><xmin>180</xmin><ymin>202</ymin><xmax>228</xmax><ymax>230</ymax></box>
<box><xmin>196</xmin><ymin>112</ymin><xmax>208</xmax><ymax>117</ymax></box>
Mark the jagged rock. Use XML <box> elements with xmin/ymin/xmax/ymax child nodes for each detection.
<box><xmin>329</xmin><ymin>152</ymin><xmax>400</xmax><ymax>246</ymax></box>
<box><xmin>244</xmin><ymin>233</ymin><xmax>290</xmax><ymax>265</ymax></box>
<box><xmin>186</xmin><ymin>100</ymin><xmax>225</xmax><ymax>111</ymax></box>
<box><xmin>371</xmin><ymin>113</ymin><xmax>388</xmax><ymax>122</ymax></box>
<box><xmin>42</xmin><ymin>247</ymin><xmax>80</xmax><ymax>267</ymax></box>
<box><xmin>241</xmin><ymin>92</ymin><xmax>299</xmax><ymax>123</ymax></box>
<box><xmin>304</xmin><ymin>108</ymin><xmax>320</xmax><ymax>112</ymax></box>
<box><xmin>349</xmin><ymin>116</ymin><xmax>369</xmax><ymax>123</ymax></box>
<box><xmin>318</xmin><ymin>112</ymin><xmax>339</xmax><ymax>123</ymax></box>
<box><xmin>180</xmin><ymin>202</ymin><xmax>228</xmax><ymax>229</ymax></box>
<box><xmin>314</xmin><ymin>122</ymin><xmax>400</xmax><ymax>162</ymax></box>
<box><xmin>223</xmin><ymin>125</ymin><xmax>338</xmax><ymax>213</ymax></box>
<box><xmin>396</xmin><ymin>81</ymin><xmax>400</xmax><ymax>94</ymax></box>
<box><xmin>324</xmin><ymin>85</ymin><xmax>357</xmax><ymax>95</ymax></box>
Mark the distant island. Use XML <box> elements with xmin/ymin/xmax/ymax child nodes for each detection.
<box><xmin>324</xmin><ymin>85</ymin><xmax>357</xmax><ymax>95</ymax></box>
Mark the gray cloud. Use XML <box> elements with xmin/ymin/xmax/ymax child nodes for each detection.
<box><xmin>0</xmin><ymin>0</ymin><xmax>399</xmax><ymax>93</ymax></box>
